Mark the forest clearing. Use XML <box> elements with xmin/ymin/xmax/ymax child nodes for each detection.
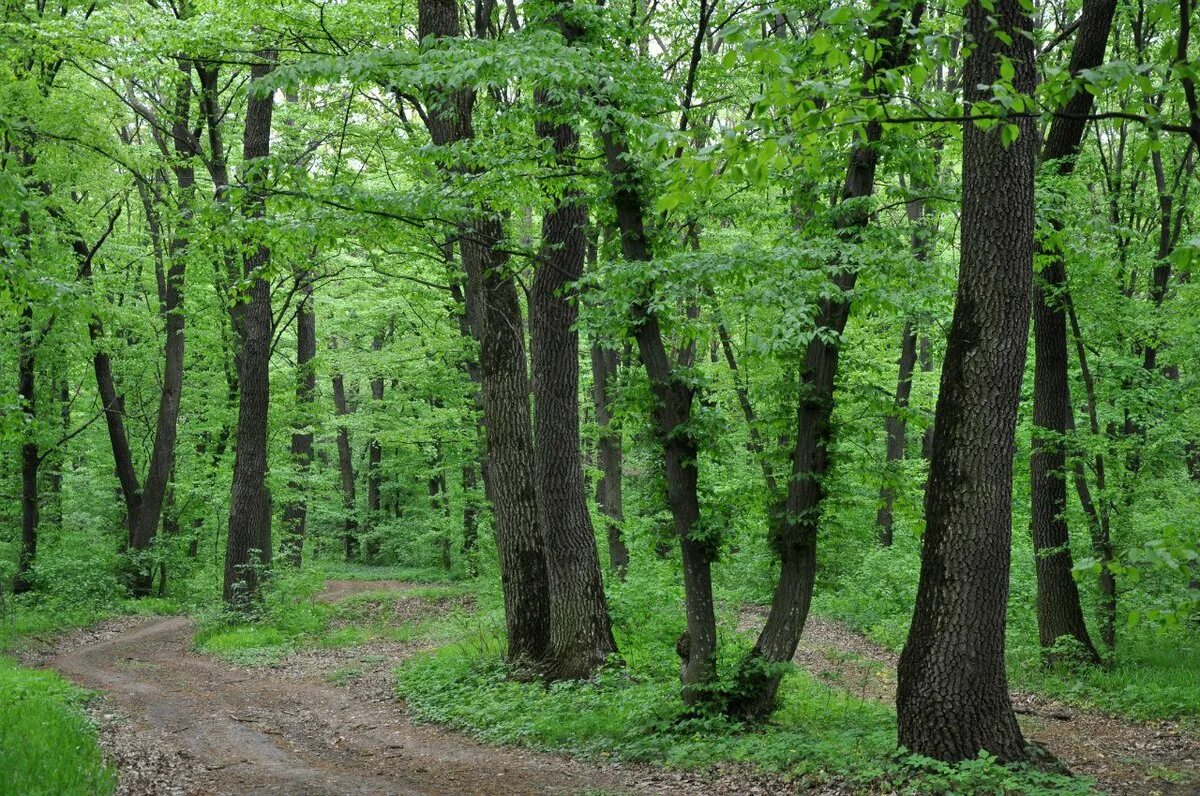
<box><xmin>3</xmin><ymin>0</ymin><xmax>1200</xmax><ymax>793</ymax></box>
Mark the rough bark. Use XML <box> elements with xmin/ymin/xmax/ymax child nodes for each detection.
<box><xmin>419</xmin><ymin>0</ymin><xmax>552</xmax><ymax>667</ymax></box>
<box><xmin>876</xmin><ymin>322</ymin><xmax>917</xmax><ymax>546</ymax></box>
<box><xmin>1029</xmin><ymin>0</ymin><xmax>1115</xmax><ymax>664</ymax></box>
<box><xmin>896</xmin><ymin>0</ymin><xmax>1035</xmax><ymax>762</ymax></box>
<box><xmin>223</xmin><ymin>51</ymin><xmax>277</xmax><ymax>609</ymax></box>
<box><xmin>281</xmin><ymin>271</ymin><xmax>316</xmax><ymax>568</ymax></box>
<box><xmin>532</xmin><ymin>78</ymin><xmax>619</xmax><ymax>679</ymax></box>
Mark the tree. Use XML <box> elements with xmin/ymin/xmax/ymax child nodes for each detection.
<box><xmin>223</xmin><ymin>50</ymin><xmax>278</xmax><ymax>609</ymax></box>
<box><xmin>1028</xmin><ymin>0</ymin><xmax>1116</xmax><ymax>665</ymax></box>
<box><xmin>896</xmin><ymin>0</ymin><xmax>1037</xmax><ymax>762</ymax></box>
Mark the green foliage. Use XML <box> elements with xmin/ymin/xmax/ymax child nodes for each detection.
<box><xmin>0</xmin><ymin>657</ymin><xmax>114</xmax><ymax>796</ymax></box>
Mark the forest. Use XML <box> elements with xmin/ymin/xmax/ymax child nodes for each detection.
<box><xmin>2</xmin><ymin>0</ymin><xmax>1200</xmax><ymax>793</ymax></box>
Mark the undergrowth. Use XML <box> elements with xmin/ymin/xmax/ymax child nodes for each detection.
<box><xmin>0</xmin><ymin>657</ymin><xmax>114</xmax><ymax>796</ymax></box>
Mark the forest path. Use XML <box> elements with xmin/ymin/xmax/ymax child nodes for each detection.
<box><xmin>746</xmin><ymin>610</ymin><xmax>1200</xmax><ymax>796</ymax></box>
<box><xmin>43</xmin><ymin>581</ymin><xmax>732</xmax><ymax>796</ymax></box>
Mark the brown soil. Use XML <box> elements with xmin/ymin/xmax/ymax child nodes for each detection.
<box><xmin>37</xmin><ymin>582</ymin><xmax>813</xmax><ymax>796</ymax></box>
<box><xmin>741</xmin><ymin>609</ymin><xmax>1200</xmax><ymax>796</ymax></box>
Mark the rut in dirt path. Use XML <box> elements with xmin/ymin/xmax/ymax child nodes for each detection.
<box><xmin>743</xmin><ymin>611</ymin><xmax>1200</xmax><ymax>796</ymax></box>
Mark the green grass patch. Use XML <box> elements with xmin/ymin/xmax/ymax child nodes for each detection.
<box><xmin>0</xmin><ymin>657</ymin><xmax>114</xmax><ymax>796</ymax></box>
<box><xmin>312</xmin><ymin>562</ymin><xmax>461</xmax><ymax>583</ymax></box>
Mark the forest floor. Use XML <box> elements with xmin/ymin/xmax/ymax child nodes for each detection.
<box><xmin>738</xmin><ymin>608</ymin><xmax>1200</xmax><ymax>796</ymax></box>
<box><xmin>19</xmin><ymin>580</ymin><xmax>1199</xmax><ymax>795</ymax></box>
<box><xmin>21</xmin><ymin>582</ymin><xmax>805</xmax><ymax>796</ymax></box>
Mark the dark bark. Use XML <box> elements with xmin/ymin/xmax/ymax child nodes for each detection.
<box><xmin>532</xmin><ymin>78</ymin><xmax>619</xmax><ymax>678</ymax></box>
<box><xmin>603</xmin><ymin>125</ymin><xmax>717</xmax><ymax>704</ymax></box>
<box><xmin>331</xmin><ymin>370</ymin><xmax>359</xmax><ymax>560</ymax></box>
<box><xmin>731</xmin><ymin>0</ymin><xmax>924</xmax><ymax>719</ymax></box>
<box><xmin>223</xmin><ymin>51</ymin><xmax>277</xmax><ymax>609</ymax></box>
<box><xmin>281</xmin><ymin>270</ymin><xmax>316</xmax><ymax>567</ymax></box>
<box><xmin>1029</xmin><ymin>0</ymin><xmax>1115</xmax><ymax>663</ymax></box>
<box><xmin>896</xmin><ymin>0</ymin><xmax>1036</xmax><ymax>762</ymax></box>
<box><xmin>365</xmin><ymin>332</ymin><xmax>385</xmax><ymax>562</ymax></box>
<box><xmin>876</xmin><ymin>322</ymin><xmax>917</xmax><ymax>547</ymax></box>
<box><xmin>419</xmin><ymin>0</ymin><xmax>552</xmax><ymax>666</ymax></box>
<box><xmin>591</xmin><ymin>342</ymin><xmax>628</xmax><ymax>577</ymax></box>
<box><xmin>14</xmin><ymin>304</ymin><xmax>38</xmax><ymax>594</ymax></box>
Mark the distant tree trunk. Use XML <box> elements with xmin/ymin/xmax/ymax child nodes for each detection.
<box><xmin>14</xmin><ymin>304</ymin><xmax>38</xmax><ymax>594</ymax></box>
<box><xmin>1028</xmin><ymin>0</ymin><xmax>1115</xmax><ymax>665</ymax></box>
<box><xmin>591</xmin><ymin>342</ymin><xmax>628</xmax><ymax>577</ymax></box>
<box><xmin>532</xmin><ymin>76</ymin><xmax>619</xmax><ymax>679</ymax></box>
<box><xmin>419</xmin><ymin>0</ymin><xmax>551</xmax><ymax>667</ymax></box>
<box><xmin>331</xmin><ymin>370</ymin><xmax>358</xmax><ymax>560</ymax></box>
<box><xmin>223</xmin><ymin>51</ymin><xmax>277</xmax><ymax>609</ymax></box>
<box><xmin>364</xmin><ymin>332</ymin><xmax>385</xmax><ymax>562</ymax></box>
<box><xmin>876</xmin><ymin>322</ymin><xmax>917</xmax><ymax>547</ymax></box>
<box><xmin>281</xmin><ymin>270</ymin><xmax>316</xmax><ymax>568</ymax></box>
<box><xmin>919</xmin><ymin>336</ymin><xmax>934</xmax><ymax>461</ymax></box>
<box><xmin>896</xmin><ymin>0</ymin><xmax>1035</xmax><ymax>762</ymax></box>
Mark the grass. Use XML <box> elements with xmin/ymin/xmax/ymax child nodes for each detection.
<box><xmin>393</xmin><ymin>573</ymin><xmax>1095</xmax><ymax>795</ymax></box>
<box><xmin>192</xmin><ymin>566</ymin><xmax>469</xmax><ymax>664</ymax></box>
<box><xmin>0</xmin><ymin>657</ymin><xmax>115</xmax><ymax>796</ymax></box>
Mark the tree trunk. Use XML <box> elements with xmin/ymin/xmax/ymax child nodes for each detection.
<box><xmin>14</xmin><ymin>304</ymin><xmax>38</xmax><ymax>594</ymax></box>
<box><xmin>332</xmin><ymin>370</ymin><xmax>358</xmax><ymax>560</ymax></box>
<box><xmin>281</xmin><ymin>270</ymin><xmax>316</xmax><ymax>568</ymax></box>
<box><xmin>603</xmin><ymin>126</ymin><xmax>717</xmax><ymax>704</ymax></box>
<box><xmin>532</xmin><ymin>80</ymin><xmax>619</xmax><ymax>679</ymax></box>
<box><xmin>223</xmin><ymin>51</ymin><xmax>277</xmax><ymax>609</ymax></box>
<box><xmin>591</xmin><ymin>342</ymin><xmax>628</xmax><ymax>577</ymax></box>
<box><xmin>365</xmin><ymin>332</ymin><xmax>385</xmax><ymax>562</ymax></box>
<box><xmin>418</xmin><ymin>0</ymin><xmax>552</xmax><ymax>667</ymax></box>
<box><xmin>1028</xmin><ymin>0</ymin><xmax>1115</xmax><ymax>664</ymax></box>
<box><xmin>731</xmin><ymin>0</ymin><xmax>924</xmax><ymax>719</ymax></box>
<box><xmin>877</xmin><ymin>322</ymin><xmax>917</xmax><ymax>546</ymax></box>
<box><xmin>896</xmin><ymin>0</ymin><xmax>1035</xmax><ymax>762</ymax></box>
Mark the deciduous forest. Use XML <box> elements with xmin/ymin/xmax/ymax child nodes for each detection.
<box><xmin>2</xmin><ymin>0</ymin><xmax>1200</xmax><ymax>793</ymax></box>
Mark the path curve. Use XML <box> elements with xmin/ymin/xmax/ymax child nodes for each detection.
<box><xmin>50</xmin><ymin>603</ymin><xmax>631</xmax><ymax>794</ymax></box>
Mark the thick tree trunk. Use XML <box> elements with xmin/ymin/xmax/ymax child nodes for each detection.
<box><xmin>1029</xmin><ymin>0</ymin><xmax>1115</xmax><ymax>664</ymax></box>
<box><xmin>14</xmin><ymin>305</ymin><xmax>38</xmax><ymax>594</ymax></box>
<box><xmin>591</xmin><ymin>342</ymin><xmax>628</xmax><ymax>577</ymax></box>
<box><xmin>331</xmin><ymin>371</ymin><xmax>358</xmax><ymax>560</ymax></box>
<box><xmin>281</xmin><ymin>271</ymin><xmax>316</xmax><ymax>568</ymax></box>
<box><xmin>223</xmin><ymin>51</ymin><xmax>277</xmax><ymax>609</ymax></box>
<box><xmin>896</xmin><ymin>0</ymin><xmax>1035</xmax><ymax>762</ymax></box>
<box><xmin>603</xmin><ymin>127</ymin><xmax>717</xmax><ymax>703</ymax></box>
<box><xmin>532</xmin><ymin>86</ymin><xmax>619</xmax><ymax>679</ymax></box>
<box><xmin>876</xmin><ymin>322</ymin><xmax>917</xmax><ymax>546</ymax></box>
<box><xmin>419</xmin><ymin>0</ymin><xmax>551</xmax><ymax>667</ymax></box>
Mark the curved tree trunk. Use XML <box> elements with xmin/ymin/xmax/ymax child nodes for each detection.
<box><xmin>14</xmin><ymin>303</ymin><xmax>38</xmax><ymax>594</ymax></box>
<box><xmin>896</xmin><ymin>0</ymin><xmax>1036</xmax><ymax>762</ymax></box>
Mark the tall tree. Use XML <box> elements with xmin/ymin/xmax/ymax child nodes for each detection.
<box><xmin>223</xmin><ymin>51</ymin><xmax>278</xmax><ymax>608</ymax></box>
<box><xmin>281</xmin><ymin>269</ymin><xmax>316</xmax><ymax>568</ymax></box>
<box><xmin>418</xmin><ymin>0</ymin><xmax>552</xmax><ymax>666</ymax></box>
<box><xmin>1028</xmin><ymin>0</ymin><xmax>1115</xmax><ymax>664</ymax></box>
<box><xmin>896</xmin><ymin>0</ymin><xmax>1036</xmax><ymax>762</ymax></box>
<box><xmin>529</xmin><ymin>1</ymin><xmax>619</xmax><ymax>680</ymax></box>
